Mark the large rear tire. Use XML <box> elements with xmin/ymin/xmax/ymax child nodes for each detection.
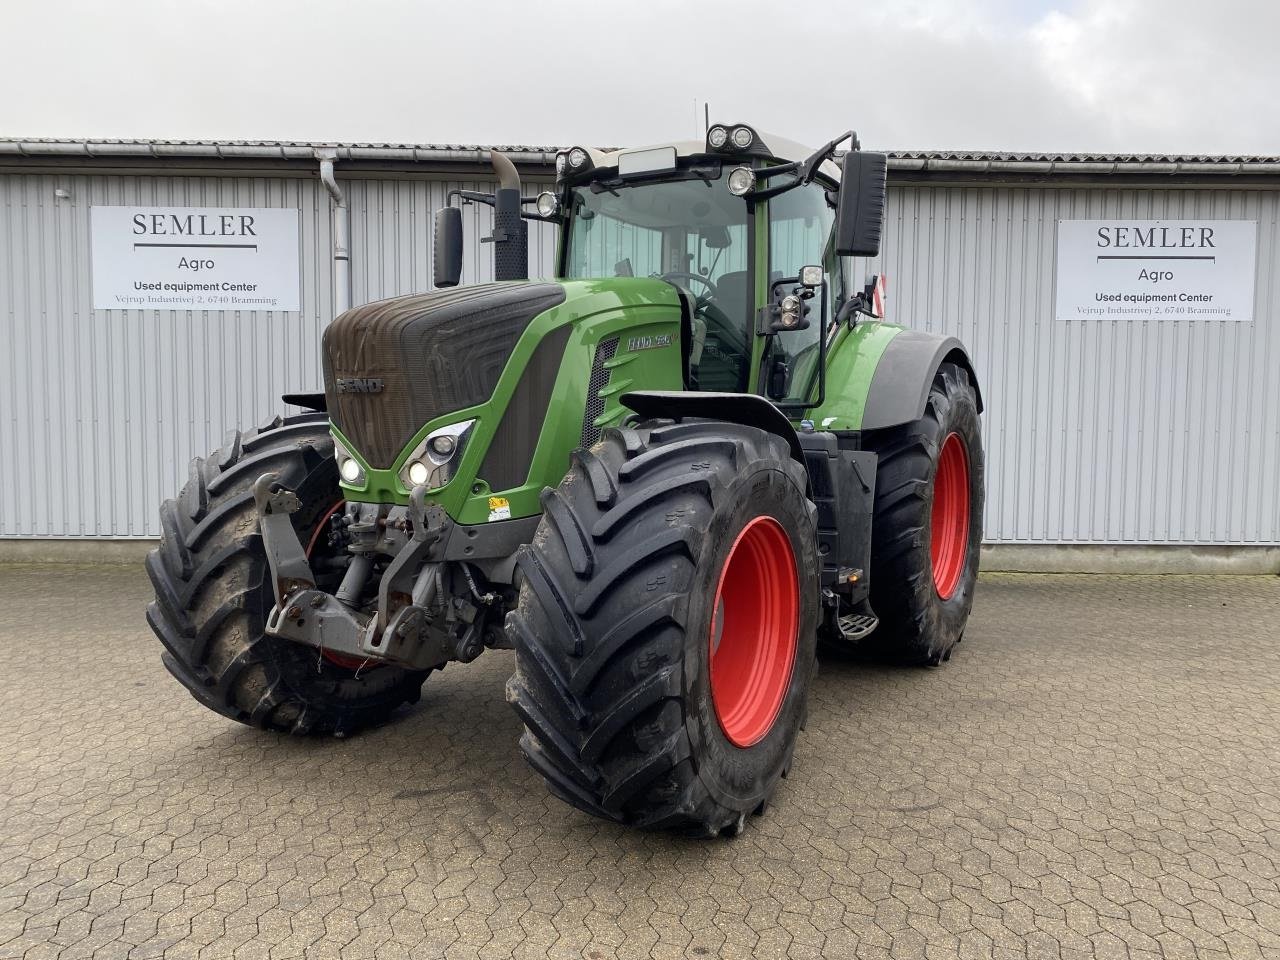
<box><xmin>145</xmin><ymin>414</ymin><xmax>429</xmax><ymax>735</ymax></box>
<box><xmin>506</xmin><ymin>420</ymin><xmax>820</xmax><ymax>836</ymax></box>
<box><xmin>865</xmin><ymin>361</ymin><xmax>984</xmax><ymax>665</ymax></box>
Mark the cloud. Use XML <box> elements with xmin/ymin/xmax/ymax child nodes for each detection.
<box><xmin>0</xmin><ymin>0</ymin><xmax>1276</xmax><ymax>155</ymax></box>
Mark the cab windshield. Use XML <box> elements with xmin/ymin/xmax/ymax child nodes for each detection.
<box><xmin>563</xmin><ymin>167</ymin><xmax>753</xmax><ymax>391</ymax></box>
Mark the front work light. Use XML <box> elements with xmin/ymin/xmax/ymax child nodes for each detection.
<box><xmin>800</xmin><ymin>265</ymin><xmax>824</xmax><ymax>287</ymax></box>
<box><xmin>727</xmin><ymin>166</ymin><xmax>757</xmax><ymax>196</ymax></box>
<box><xmin>731</xmin><ymin>126</ymin><xmax>754</xmax><ymax>149</ymax></box>
<box><xmin>707</xmin><ymin>125</ymin><xmax>729</xmax><ymax>149</ymax></box>
<box><xmin>568</xmin><ymin>147</ymin><xmax>589</xmax><ymax>169</ymax></box>
<box><xmin>535</xmin><ymin>191</ymin><xmax>560</xmax><ymax>217</ymax></box>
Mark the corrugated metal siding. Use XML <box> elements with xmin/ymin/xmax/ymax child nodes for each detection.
<box><xmin>3</xmin><ymin>171</ymin><xmax>1277</xmax><ymax>543</ymax></box>
<box><xmin>858</xmin><ymin>185</ymin><xmax>1280</xmax><ymax>544</ymax></box>
<box><xmin>0</xmin><ymin>170</ymin><xmax>549</xmax><ymax>538</ymax></box>
<box><xmin>344</xmin><ymin>177</ymin><xmax>557</xmax><ymax>302</ymax></box>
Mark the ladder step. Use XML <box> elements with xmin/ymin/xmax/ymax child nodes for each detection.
<box><xmin>837</xmin><ymin>613</ymin><xmax>879</xmax><ymax>641</ymax></box>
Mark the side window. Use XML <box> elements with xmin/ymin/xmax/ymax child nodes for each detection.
<box><xmin>767</xmin><ymin>184</ymin><xmax>836</xmax><ymax>404</ymax></box>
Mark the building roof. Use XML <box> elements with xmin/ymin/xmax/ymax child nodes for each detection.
<box><xmin>3</xmin><ymin>137</ymin><xmax>1279</xmax><ymax>177</ymax></box>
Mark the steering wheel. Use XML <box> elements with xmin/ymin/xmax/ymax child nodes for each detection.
<box><xmin>660</xmin><ymin>271</ymin><xmax>718</xmax><ymax>305</ymax></box>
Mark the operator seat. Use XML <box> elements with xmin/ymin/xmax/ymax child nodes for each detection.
<box><xmin>698</xmin><ymin>270</ymin><xmax>752</xmax><ymax>392</ymax></box>
<box><xmin>714</xmin><ymin>270</ymin><xmax>751</xmax><ymax>328</ymax></box>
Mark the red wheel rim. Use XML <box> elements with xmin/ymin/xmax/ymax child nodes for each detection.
<box><xmin>305</xmin><ymin>499</ymin><xmax>375</xmax><ymax>672</ymax></box>
<box><xmin>708</xmin><ymin>516</ymin><xmax>800</xmax><ymax>748</ymax></box>
<box><xmin>930</xmin><ymin>433</ymin><xmax>971</xmax><ymax>600</ymax></box>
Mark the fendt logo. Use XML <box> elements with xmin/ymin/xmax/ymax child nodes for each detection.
<box><xmin>335</xmin><ymin>377</ymin><xmax>384</xmax><ymax>394</ymax></box>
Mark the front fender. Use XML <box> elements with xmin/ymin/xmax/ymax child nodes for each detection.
<box><xmin>811</xmin><ymin>323</ymin><xmax>982</xmax><ymax>432</ymax></box>
<box><xmin>860</xmin><ymin>330</ymin><xmax>983</xmax><ymax>430</ymax></box>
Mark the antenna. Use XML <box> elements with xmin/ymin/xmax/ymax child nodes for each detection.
<box><xmin>704</xmin><ymin>102</ymin><xmax>710</xmax><ymax>134</ymax></box>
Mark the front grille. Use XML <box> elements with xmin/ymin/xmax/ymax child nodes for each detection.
<box><xmin>580</xmin><ymin>337</ymin><xmax>619</xmax><ymax>448</ymax></box>
<box><xmin>322</xmin><ymin>282</ymin><xmax>565</xmax><ymax>467</ymax></box>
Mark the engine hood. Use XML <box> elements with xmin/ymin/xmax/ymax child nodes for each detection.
<box><xmin>321</xmin><ymin>281</ymin><xmax>566</xmax><ymax>468</ymax></box>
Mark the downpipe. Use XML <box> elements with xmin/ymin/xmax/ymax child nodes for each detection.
<box><xmin>317</xmin><ymin>151</ymin><xmax>351</xmax><ymax>315</ymax></box>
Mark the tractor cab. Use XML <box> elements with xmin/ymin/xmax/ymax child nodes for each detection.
<box><xmin>549</xmin><ymin>126</ymin><xmax>887</xmax><ymax>411</ymax></box>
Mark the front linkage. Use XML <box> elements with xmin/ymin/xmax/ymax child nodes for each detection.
<box><xmin>253</xmin><ymin>474</ymin><xmax>500</xmax><ymax>671</ymax></box>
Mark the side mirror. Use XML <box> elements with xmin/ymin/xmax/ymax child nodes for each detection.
<box><xmin>834</xmin><ymin>151</ymin><xmax>887</xmax><ymax>257</ymax></box>
<box><xmin>433</xmin><ymin>207</ymin><xmax>463</xmax><ymax>288</ymax></box>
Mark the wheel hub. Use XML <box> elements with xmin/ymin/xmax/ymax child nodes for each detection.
<box><xmin>930</xmin><ymin>432</ymin><xmax>971</xmax><ymax>599</ymax></box>
<box><xmin>708</xmin><ymin>516</ymin><xmax>799</xmax><ymax>748</ymax></box>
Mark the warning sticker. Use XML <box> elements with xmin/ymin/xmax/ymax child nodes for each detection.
<box><xmin>487</xmin><ymin>496</ymin><xmax>511</xmax><ymax>522</ymax></box>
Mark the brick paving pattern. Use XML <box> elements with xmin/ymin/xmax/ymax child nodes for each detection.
<box><xmin>1</xmin><ymin>565</ymin><xmax>1277</xmax><ymax>959</ymax></box>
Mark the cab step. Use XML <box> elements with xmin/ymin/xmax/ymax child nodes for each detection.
<box><xmin>837</xmin><ymin>612</ymin><xmax>879</xmax><ymax>641</ymax></box>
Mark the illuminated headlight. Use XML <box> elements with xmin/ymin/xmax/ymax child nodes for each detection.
<box><xmin>731</xmin><ymin>126</ymin><xmax>754</xmax><ymax>149</ymax></box>
<box><xmin>407</xmin><ymin>460</ymin><xmax>430</xmax><ymax>486</ymax></box>
<box><xmin>535</xmin><ymin>191</ymin><xmax>560</xmax><ymax>217</ymax></box>
<box><xmin>707</xmin><ymin>125</ymin><xmax>728</xmax><ymax>149</ymax></box>
<box><xmin>727</xmin><ymin>166</ymin><xmax>756</xmax><ymax>196</ymax></box>
<box><xmin>568</xmin><ymin>147</ymin><xmax>589</xmax><ymax>169</ymax></box>
<box><xmin>333</xmin><ymin>436</ymin><xmax>366</xmax><ymax>485</ymax></box>
<box><xmin>398</xmin><ymin>419</ymin><xmax>475</xmax><ymax>491</ymax></box>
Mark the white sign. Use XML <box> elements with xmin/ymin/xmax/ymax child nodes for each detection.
<box><xmin>1055</xmin><ymin>219</ymin><xmax>1257</xmax><ymax>321</ymax></box>
<box><xmin>91</xmin><ymin>206</ymin><xmax>301</xmax><ymax>311</ymax></box>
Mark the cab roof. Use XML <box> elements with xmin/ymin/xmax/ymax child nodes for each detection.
<box><xmin>573</xmin><ymin>128</ymin><xmax>844</xmax><ymax>183</ymax></box>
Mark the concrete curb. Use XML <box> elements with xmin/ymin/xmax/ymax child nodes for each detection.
<box><xmin>981</xmin><ymin>543</ymin><xmax>1280</xmax><ymax>575</ymax></box>
<box><xmin>2</xmin><ymin>538</ymin><xmax>1277</xmax><ymax>575</ymax></box>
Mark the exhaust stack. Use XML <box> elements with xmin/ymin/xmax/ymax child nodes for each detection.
<box><xmin>490</xmin><ymin>151</ymin><xmax>528</xmax><ymax>282</ymax></box>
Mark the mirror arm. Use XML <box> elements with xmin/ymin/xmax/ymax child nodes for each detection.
<box><xmin>447</xmin><ymin>189</ymin><xmax>496</xmax><ymax>208</ymax></box>
<box><xmin>799</xmin><ymin>130</ymin><xmax>858</xmax><ymax>185</ymax></box>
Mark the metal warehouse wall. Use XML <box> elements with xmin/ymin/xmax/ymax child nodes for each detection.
<box><xmin>2</xmin><ymin>170</ymin><xmax>1277</xmax><ymax>544</ymax></box>
<box><xmin>0</xmin><ymin>170</ymin><xmax>552</xmax><ymax>538</ymax></box>
<box><xmin>863</xmin><ymin>185</ymin><xmax>1279</xmax><ymax>545</ymax></box>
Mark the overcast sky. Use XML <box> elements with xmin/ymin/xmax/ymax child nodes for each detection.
<box><xmin>3</xmin><ymin>0</ymin><xmax>1277</xmax><ymax>155</ymax></box>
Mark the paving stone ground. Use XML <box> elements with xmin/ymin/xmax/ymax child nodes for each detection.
<box><xmin>1</xmin><ymin>565</ymin><xmax>1277</xmax><ymax>959</ymax></box>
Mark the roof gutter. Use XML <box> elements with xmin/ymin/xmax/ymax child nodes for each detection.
<box><xmin>0</xmin><ymin>140</ymin><xmax>559</xmax><ymax>166</ymax></box>
<box><xmin>2</xmin><ymin>140</ymin><xmax>1278</xmax><ymax>178</ymax></box>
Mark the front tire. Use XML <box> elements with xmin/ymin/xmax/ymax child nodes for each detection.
<box><xmin>506</xmin><ymin>420</ymin><xmax>820</xmax><ymax>835</ymax></box>
<box><xmin>865</xmin><ymin>361</ymin><xmax>985</xmax><ymax>664</ymax></box>
<box><xmin>145</xmin><ymin>414</ymin><xmax>429</xmax><ymax>735</ymax></box>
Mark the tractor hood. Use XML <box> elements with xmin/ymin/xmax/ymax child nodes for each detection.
<box><xmin>322</xmin><ymin>282</ymin><xmax>566</xmax><ymax>468</ymax></box>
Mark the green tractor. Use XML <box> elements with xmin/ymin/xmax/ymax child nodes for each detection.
<box><xmin>147</xmin><ymin>125</ymin><xmax>984</xmax><ymax>836</ymax></box>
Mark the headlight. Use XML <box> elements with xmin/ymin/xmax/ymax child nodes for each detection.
<box><xmin>707</xmin><ymin>125</ymin><xmax>728</xmax><ymax>149</ymax></box>
<box><xmin>398</xmin><ymin>419</ymin><xmax>476</xmax><ymax>491</ymax></box>
<box><xmin>568</xmin><ymin>147</ymin><xmax>589</xmax><ymax>169</ymax></box>
<box><xmin>727</xmin><ymin>166</ymin><xmax>756</xmax><ymax>196</ymax></box>
<box><xmin>731</xmin><ymin>125</ymin><xmax>754</xmax><ymax>149</ymax></box>
<box><xmin>333</xmin><ymin>436</ymin><xmax>366</xmax><ymax>486</ymax></box>
<box><xmin>407</xmin><ymin>460</ymin><xmax>430</xmax><ymax>486</ymax></box>
<box><xmin>535</xmin><ymin>191</ymin><xmax>560</xmax><ymax>217</ymax></box>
